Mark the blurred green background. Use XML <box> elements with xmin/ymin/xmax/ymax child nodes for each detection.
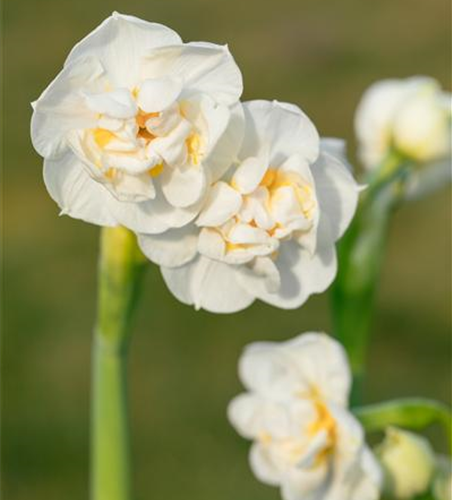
<box><xmin>3</xmin><ymin>0</ymin><xmax>451</xmax><ymax>499</ymax></box>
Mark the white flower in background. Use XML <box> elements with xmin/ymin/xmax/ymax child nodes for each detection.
<box><xmin>228</xmin><ymin>332</ymin><xmax>382</xmax><ymax>500</ymax></box>
<box><xmin>377</xmin><ymin>427</ymin><xmax>435</xmax><ymax>499</ymax></box>
<box><xmin>31</xmin><ymin>12</ymin><xmax>244</xmax><ymax>233</ymax></box>
<box><xmin>355</xmin><ymin>76</ymin><xmax>451</xmax><ymax>169</ymax></box>
<box><xmin>139</xmin><ymin>100</ymin><xmax>360</xmax><ymax>313</ymax></box>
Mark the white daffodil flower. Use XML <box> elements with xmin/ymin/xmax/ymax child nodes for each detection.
<box><xmin>31</xmin><ymin>12</ymin><xmax>244</xmax><ymax>233</ymax></box>
<box><xmin>227</xmin><ymin>332</ymin><xmax>382</xmax><ymax>500</ymax></box>
<box><xmin>355</xmin><ymin>76</ymin><xmax>451</xmax><ymax>170</ymax></box>
<box><xmin>138</xmin><ymin>100</ymin><xmax>360</xmax><ymax>313</ymax></box>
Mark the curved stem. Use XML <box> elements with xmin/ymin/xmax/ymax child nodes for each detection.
<box><xmin>353</xmin><ymin>398</ymin><xmax>452</xmax><ymax>451</ymax></box>
<box><xmin>91</xmin><ymin>227</ymin><xmax>146</xmax><ymax>500</ymax></box>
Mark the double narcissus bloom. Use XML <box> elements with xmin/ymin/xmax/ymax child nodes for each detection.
<box><xmin>31</xmin><ymin>12</ymin><xmax>244</xmax><ymax>233</ymax></box>
<box><xmin>228</xmin><ymin>332</ymin><xmax>382</xmax><ymax>500</ymax></box>
<box><xmin>32</xmin><ymin>13</ymin><xmax>360</xmax><ymax>313</ymax></box>
<box><xmin>355</xmin><ymin>76</ymin><xmax>451</xmax><ymax>170</ymax></box>
<box><xmin>139</xmin><ymin>101</ymin><xmax>359</xmax><ymax>312</ymax></box>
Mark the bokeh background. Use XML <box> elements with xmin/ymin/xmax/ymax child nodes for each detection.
<box><xmin>3</xmin><ymin>0</ymin><xmax>451</xmax><ymax>499</ymax></box>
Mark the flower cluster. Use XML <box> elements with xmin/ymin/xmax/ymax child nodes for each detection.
<box><xmin>31</xmin><ymin>12</ymin><xmax>359</xmax><ymax>313</ymax></box>
<box><xmin>228</xmin><ymin>332</ymin><xmax>382</xmax><ymax>500</ymax></box>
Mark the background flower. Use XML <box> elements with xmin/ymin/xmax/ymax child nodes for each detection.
<box><xmin>355</xmin><ymin>76</ymin><xmax>451</xmax><ymax>170</ymax></box>
<box><xmin>377</xmin><ymin>427</ymin><xmax>435</xmax><ymax>499</ymax></box>
<box><xmin>31</xmin><ymin>12</ymin><xmax>244</xmax><ymax>233</ymax></box>
<box><xmin>139</xmin><ymin>100</ymin><xmax>360</xmax><ymax>313</ymax></box>
<box><xmin>228</xmin><ymin>332</ymin><xmax>382</xmax><ymax>500</ymax></box>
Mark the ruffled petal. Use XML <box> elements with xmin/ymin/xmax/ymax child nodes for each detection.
<box><xmin>240</xmin><ymin>100</ymin><xmax>319</xmax><ymax>167</ymax></box>
<box><xmin>281</xmin><ymin>462</ymin><xmax>329</xmax><ymax>500</ymax></box>
<box><xmin>250</xmin><ymin>443</ymin><xmax>282</xmax><ymax>487</ymax></box>
<box><xmin>197</xmin><ymin>228</ymin><xmax>226</xmax><ymax>260</ymax></box>
<box><xmin>196</xmin><ymin>181</ymin><xmax>242</xmax><ymax>227</ymax></box>
<box><xmin>161</xmin><ymin>255</ymin><xmax>254</xmax><ymax>313</ymax></box>
<box><xmin>44</xmin><ymin>151</ymin><xmax>117</xmax><ymax>226</ymax></box>
<box><xmin>84</xmin><ymin>88</ymin><xmax>137</xmax><ymax>118</ymax></box>
<box><xmin>236</xmin><ymin>236</ymin><xmax>336</xmax><ymax>310</ymax></box>
<box><xmin>232</xmin><ymin>155</ymin><xmax>268</xmax><ymax>195</ymax></box>
<box><xmin>137</xmin><ymin>225</ymin><xmax>198</xmax><ymax>267</ymax></box>
<box><xmin>108</xmin><ymin>185</ymin><xmax>201</xmax><ymax>233</ymax></box>
<box><xmin>137</xmin><ymin>76</ymin><xmax>182</xmax><ymax>113</ymax></box>
<box><xmin>31</xmin><ymin>56</ymin><xmax>104</xmax><ymax>159</ymax></box>
<box><xmin>141</xmin><ymin>42</ymin><xmax>243</xmax><ymax>105</ymax></box>
<box><xmin>65</xmin><ymin>12</ymin><xmax>182</xmax><ymax>88</ymax></box>
<box><xmin>282</xmin><ymin>333</ymin><xmax>351</xmax><ymax>407</ymax></box>
<box><xmin>311</xmin><ymin>149</ymin><xmax>360</xmax><ymax>242</ymax></box>
<box><xmin>227</xmin><ymin>393</ymin><xmax>266</xmax><ymax>440</ymax></box>
<box><xmin>160</xmin><ymin>164</ymin><xmax>207</xmax><ymax>208</ymax></box>
<box><xmin>204</xmin><ymin>102</ymin><xmax>245</xmax><ymax>182</ymax></box>
<box><xmin>238</xmin><ymin>341</ymin><xmax>300</xmax><ymax>397</ymax></box>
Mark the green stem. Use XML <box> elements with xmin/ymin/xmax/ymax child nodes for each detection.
<box><xmin>91</xmin><ymin>227</ymin><xmax>146</xmax><ymax>500</ymax></box>
<box><xmin>353</xmin><ymin>398</ymin><xmax>452</xmax><ymax>450</ymax></box>
<box><xmin>331</xmin><ymin>153</ymin><xmax>409</xmax><ymax>404</ymax></box>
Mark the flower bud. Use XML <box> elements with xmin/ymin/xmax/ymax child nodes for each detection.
<box><xmin>355</xmin><ymin>76</ymin><xmax>451</xmax><ymax>170</ymax></box>
<box><xmin>377</xmin><ymin>427</ymin><xmax>435</xmax><ymax>499</ymax></box>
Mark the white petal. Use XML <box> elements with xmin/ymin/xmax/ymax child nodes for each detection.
<box><xmin>137</xmin><ymin>76</ymin><xmax>182</xmax><ymax>113</ymax></box>
<box><xmin>44</xmin><ymin>151</ymin><xmax>117</xmax><ymax>226</ymax></box>
<box><xmin>31</xmin><ymin>56</ymin><xmax>104</xmax><ymax>159</ymax></box>
<box><xmin>197</xmin><ymin>228</ymin><xmax>226</xmax><ymax>260</ymax></box>
<box><xmin>349</xmin><ymin>449</ymin><xmax>383</xmax><ymax>500</ymax></box>
<box><xmin>320</xmin><ymin>138</ymin><xmax>351</xmax><ymax>170</ymax></box>
<box><xmin>150</xmin><ymin>118</ymin><xmax>192</xmax><ymax>168</ymax></box>
<box><xmin>145</xmin><ymin>104</ymin><xmax>181</xmax><ymax>136</ymax></box>
<box><xmin>161</xmin><ymin>255</ymin><xmax>254</xmax><ymax>313</ymax></box>
<box><xmin>203</xmin><ymin>102</ymin><xmax>245</xmax><ymax>182</ymax></box>
<box><xmin>282</xmin><ymin>333</ymin><xmax>351</xmax><ymax>407</ymax></box>
<box><xmin>281</xmin><ymin>463</ymin><xmax>329</xmax><ymax>500</ymax></box>
<box><xmin>240</xmin><ymin>100</ymin><xmax>319</xmax><ymax>167</ymax></box>
<box><xmin>106</xmin><ymin>170</ymin><xmax>156</xmax><ymax>202</ymax></box>
<box><xmin>250</xmin><ymin>443</ymin><xmax>282</xmax><ymax>487</ymax></box>
<box><xmin>270</xmin><ymin>186</ymin><xmax>305</xmax><ymax>226</ymax></box>
<box><xmin>66</xmin><ymin>13</ymin><xmax>182</xmax><ymax>88</ymax></box>
<box><xmin>142</xmin><ymin>42</ymin><xmax>243</xmax><ymax>105</ymax></box>
<box><xmin>311</xmin><ymin>150</ymin><xmax>359</xmax><ymax>242</ymax></box>
<box><xmin>108</xmin><ymin>186</ymin><xmax>201</xmax><ymax>233</ymax></box>
<box><xmin>137</xmin><ymin>225</ymin><xmax>198</xmax><ymax>267</ymax></box>
<box><xmin>84</xmin><ymin>88</ymin><xmax>137</xmax><ymax>118</ymax></box>
<box><xmin>160</xmin><ymin>165</ymin><xmax>207</xmax><ymax>208</ymax></box>
<box><xmin>236</xmin><ymin>256</ymin><xmax>281</xmax><ymax>294</ymax></box>
<box><xmin>236</xmin><ymin>238</ymin><xmax>337</xmax><ymax>310</ymax></box>
<box><xmin>200</xmin><ymin>97</ymin><xmax>231</xmax><ymax>156</ymax></box>
<box><xmin>227</xmin><ymin>393</ymin><xmax>265</xmax><ymax>440</ymax></box>
<box><xmin>232</xmin><ymin>156</ymin><xmax>268</xmax><ymax>194</ymax></box>
<box><xmin>196</xmin><ymin>181</ymin><xmax>242</xmax><ymax>227</ymax></box>
<box><xmin>228</xmin><ymin>223</ymin><xmax>273</xmax><ymax>245</ymax></box>
<box><xmin>393</xmin><ymin>89</ymin><xmax>450</xmax><ymax>161</ymax></box>
<box><xmin>238</xmin><ymin>341</ymin><xmax>300</xmax><ymax>397</ymax></box>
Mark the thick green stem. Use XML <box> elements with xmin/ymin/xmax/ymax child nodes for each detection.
<box><xmin>331</xmin><ymin>192</ymin><xmax>391</xmax><ymax>402</ymax></box>
<box><xmin>331</xmin><ymin>153</ymin><xmax>409</xmax><ymax>404</ymax></box>
<box><xmin>91</xmin><ymin>227</ymin><xmax>146</xmax><ymax>500</ymax></box>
